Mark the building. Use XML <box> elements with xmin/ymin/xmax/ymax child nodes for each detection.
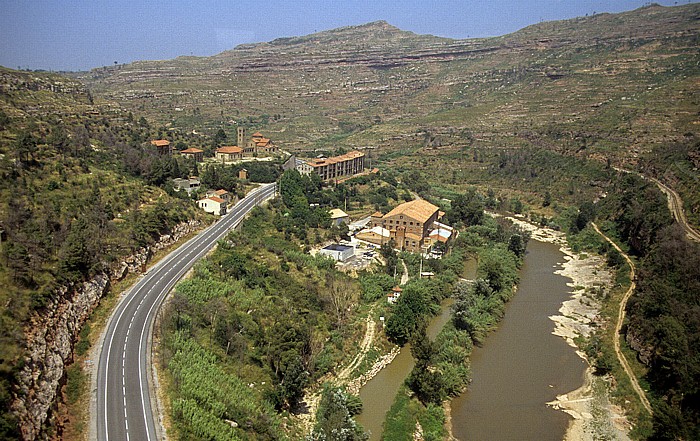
<box><xmin>180</xmin><ymin>147</ymin><xmax>204</xmax><ymax>162</ymax></box>
<box><xmin>238</xmin><ymin>168</ymin><xmax>248</xmax><ymax>180</ymax></box>
<box><xmin>216</xmin><ymin>145</ymin><xmax>243</xmax><ymax>162</ymax></box>
<box><xmin>307</xmin><ymin>151</ymin><xmax>365</xmax><ymax>181</ymax></box>
<box><xmin>361</xmin><ymin>199</ymin><xmax>448</xmax><ymax>253</ymax></box>
<box><xmin>197</xmin><ymin>196</ymin><xmax>227</xmax><ymax>215</ymax></box>
<box><xmin>172</xmin><ymin>177</ymin><xmax>201</xmax><ymax>194</ymax></box>
<box><xmin>329</xmin><ymin>208</ymin><xmax>349</xmax><ymax>226</ymax></box>
<box><xmin>387</xmin><ymin>286</ymin><xmax>402</xmax><ymax>304</ymax></box>
<box><xmin>318</xmin><ymin>244</ymin><xmax>355</xmax><ymax>262</ymax></box>
<box><xmin>150</xmin><ymin>139</ymin><xmax>171</xmax><ymax>156</ymax></box>
<box><xmin>206</xmin><ymin>189</ymin><xmax>233</xmax><ymax>206</ymax></box>
<box><xmin>237</xmin><ymin>127</ymin><xmax>278</xmax><ymax>156</ymax></box>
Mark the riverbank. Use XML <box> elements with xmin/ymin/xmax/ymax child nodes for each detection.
<box><xmin>503</xmin><ymin>216</ymin><xmax>631</xmax><ymax>441</ymax></box>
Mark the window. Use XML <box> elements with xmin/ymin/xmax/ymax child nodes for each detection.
<box><xmin>410</xmin><ymin>222</ymin><xmax>413</xmax><ymax>226</ymax></box>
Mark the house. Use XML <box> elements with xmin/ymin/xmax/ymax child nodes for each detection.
<box><xmin>306</xmin><ymin>151</ymin><xmax>365</xmax><ymax>181</ymax></box>
<box><xmin>360</xmin><ymin>199</ymin><xmax>451</xmax><ymax>253</ymax></box>
<box><xmin>180</xmin><ymin>147</ymin><xmax>204</xmax><ymax>163</ymax></box>
<box><xmin>238</xmin><ymin>168</ymin><xmax>248</xmax><ymax>180</ymax></box>
<box><xmin>329</xmin><ymin>208</ymin><xmax>349</xmax><ymax>226</ymax></box>
<box><xmin>216</xmin><ymin>146</ymin><xmax>243</xmax><ymax>162</ymax></box>
<box><xmin>150</xmin><ymin>139</ymin><xmax>171</xmax><ymax>156</ymax></box>
<box><xmin>355</xmin><ymin>226</ymin><xmax>391</xmax><ymax>245</ymax></box>
<box><xmin>206</xmin><ymin>189</ymin><xmax>233</xmax><ymax>206</ymax></box>
<box><xmin>387</xmin><ymin>286</ymin><xmax>402</xmax><ymax>304</ymax></box>
<box><xmin>318</xmin><ymin>244</ymin><xmax>355</xmax><ymax>262</ymax></box>
<box><xmin>197</xmin><ymin>196</ymin><xmax>227</xmax><ymax>215</ymax></box>
<box><xmin>172</xmin><ymin>176</ymin><xmax>201</xmax><ymax>194</ymax></box>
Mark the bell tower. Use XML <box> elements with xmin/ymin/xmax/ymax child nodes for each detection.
<box><xmin>237</xmin><ymin>127</ymin><xmax>246</xmax><ymax>147</ymax></box>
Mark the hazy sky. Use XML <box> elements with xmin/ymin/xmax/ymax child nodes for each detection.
<box><xmin>0</xmin><ymin>0</ymin><xmax>695</xmax><ymax>71</ymax></box>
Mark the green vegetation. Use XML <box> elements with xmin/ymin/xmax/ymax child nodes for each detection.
<box><xmin>160</xmin><ymin>201</ymin><xmax>367</xmax><ymax>438</ymax></box>
<box><xmin>309</xmin><ymin>385</ymin><xmax>367</xmax><ymax>441</ymax></box>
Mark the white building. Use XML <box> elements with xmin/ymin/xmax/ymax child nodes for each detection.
<box><xmin>318</xmin><ymin>244</ymin><xmax>355</xmax><ymax>262</ymax></box>
<box><xmin>197</xmin><ymin>196</ymin><xmax>227</xmax><ymax>216</ymax></box>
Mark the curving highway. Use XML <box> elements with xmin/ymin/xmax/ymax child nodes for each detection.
<box><xmin>95</xmin><ymin>182</ymin><xmax>277</xmax><ymax>441</ymax></box>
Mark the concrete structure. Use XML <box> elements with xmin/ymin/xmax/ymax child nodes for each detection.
<box><xmin>180</xmin><ymin>147</ymin><xmax>204</xmax><ymax>162</ymax></box>
<box><xmin>306</xmin><ymin>151</ymin><xmax>365</xmax><ymax>181</ymax></box>
<box><xmin>329</xmin><ymin>208</ymin><xmax>349</xmax><ymax>226</ymax></box>
<box><xmin>216</xmin><ymin>145</ymin><xmax>243</xmax><ymax>162</ymax></box>
<box><xmin>172</xmin><ymin>177</ymin><xmax>201</xmax><ymax>194</ymax></box>
<box><xmin>150</xmin><ymin>139</ymin><xmax>171</xmax><ymax>156</ymax></box>
<box><xmin>197</xmin><ymin>196</ymin><xmax>227</xmax><ymax>215</ymax></box>
<box><xmin>318</xmin><ymin>243</ymin><xmax>355</xmax><ymax>262</ymax></box>
<box><xmin>361</xmin><ymin>199</ymin><xmax>450</xmax><ymax>253</ymax></box>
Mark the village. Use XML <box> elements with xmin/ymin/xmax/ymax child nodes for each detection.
<box><xmin>150</xmin><ymin>126</ymin><xmax>457</xmax><ymax>301</ymax></box>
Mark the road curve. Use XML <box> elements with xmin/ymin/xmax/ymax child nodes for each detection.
<box><xmin>592</xmin><ymin>222</ymin><xmax>653</xmax><ymax>416</ymax></box>
<box><xmin>95</xmin><ymin>183</ymin><xmax>277</xmax><ymax>441</ymax></box>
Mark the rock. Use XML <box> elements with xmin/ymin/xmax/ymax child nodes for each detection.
<box><xmin>10</xmin><ymin>219</ymin><xmax>203</xmax><ymax>440</ymax></box>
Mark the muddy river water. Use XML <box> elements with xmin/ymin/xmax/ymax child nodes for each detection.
<box><xmin>357</xmin><ymin>240</ymin><xmax>586</xmax><ymax>440</ymax></box>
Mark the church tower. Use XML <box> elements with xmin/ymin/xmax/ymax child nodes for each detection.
<box><xmin>237</xmin><ymin>127</ymin><xmax>246</xmax><ymax>147</ymax></box>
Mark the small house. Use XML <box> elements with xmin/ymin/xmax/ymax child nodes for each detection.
<box><xmin>180</xmin><ymin>147</ymin><xmax>204</xmax><ymax>163</ymax></box>
<box><xmin>238</xmin><ymin>168</ymin><xmax>248</xmax><ymax>180</ymax></box>
<box><xmin>197</xmin><ymin>196</ymin><xmax>227</xmax><ymax>216</ymax></box>
<box><xmin>329</xmin><ymin>208</ymin><xmax>349</xmax><ymax>226</ymax></box>
<box><xmin>216</xmin><ymin>146</ymin><xmax>243</xmax><ymax>162</ymax></box>
<box><xmin>387</xmin><ymin>286</ymin><xmax>402</xmax><ymax>304</ymax></box>
<box><xmin>150</xmin><ymin>139</ymin><xmax>171</xmax><ymax>156</ymax></box>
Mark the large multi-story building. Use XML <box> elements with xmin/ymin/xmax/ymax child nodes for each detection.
<box><xmin>358</xmin><ymin>199</ymin><xmax>452</xmax><ymax>253</ymax></box>
<box><xmin>307</xmin><ymin>151</ymin><xmax>365</xmax><ymax>181</ymax></box>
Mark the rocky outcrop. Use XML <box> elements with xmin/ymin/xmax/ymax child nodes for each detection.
<box><xmin>10</xmin><ymin>219</ymin><xmax>202</xmax><ymax>440</ymax></box>
<box><xmin>625</xmin><ymin>327</ymin><xmax>653</xmax><ymax>367</ymax></box>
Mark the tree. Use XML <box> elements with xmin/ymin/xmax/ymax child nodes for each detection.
<box><xmin>14</xmin><ymin>131</ymin><xmax>37</xmax><ymax>163</ymax></box>
<box><xmin>323</xmin><ymin>275</ymin><xmax>359</xmax><ymax>329</ymax></box>
<box><xmin>310</xmin><ymin>385</ymin><xmax>368</xmax><ymax>441</ymax></box>
<box><xmin>450</xmin><ymin>189</ymin><xmax>484</xmax><ymax>226</ymax></box>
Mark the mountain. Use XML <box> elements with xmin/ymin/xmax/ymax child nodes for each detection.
<box><xmin>78</xmin><ymin>4</ymin><xmax>699</xmax><ymax>166</ymax></box>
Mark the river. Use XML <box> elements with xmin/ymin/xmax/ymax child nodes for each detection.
<box><xmin>356</xmin><ymin>259</ymin><xmax>477</xmax><ymax>440</ymax></box>
<box><xmin>450</xmin><ymin>240</ymin><xmax>586</xmax><ymax>440</ymax></box>
<box><xmin>356</xmin><ymin>240</ymin><xmax>586</xmax><ymax>440</ymax></box>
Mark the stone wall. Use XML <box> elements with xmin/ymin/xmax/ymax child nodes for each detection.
<box><xmin>10</xmin><ymin>219</ymin><xmax>202</xmax><ymax>440</ymax></box>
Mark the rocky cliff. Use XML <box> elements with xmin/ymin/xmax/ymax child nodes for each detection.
<box><xmin>10</xmin><ymin>219</ymin><xmax>202</xmax><ymax>440</ymax></box>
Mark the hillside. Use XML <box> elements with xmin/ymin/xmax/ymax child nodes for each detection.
<box><xmin>79</xmin><ymin>4</ymin><xmax>698</xmax><ymax>162</ymax></box>
<box><xmin>0</xmin><ymin>67</ymin><xmax>207</xmax><ymax>439</ymax></box>
<box><xmin>77</xmin><ymin>4</ymin><xmax>700</xmax><ymax>225</ymax></box>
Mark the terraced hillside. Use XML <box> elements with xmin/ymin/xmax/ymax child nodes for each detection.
<box><xmin>76</xmin><ymin>4</ymin><xmax>700</xmax><ymax>226</ymax></box>
<box><xmin>80</xmin><ymin>4</ymin><xmax>698</xmax><ymax>165</ymax></box>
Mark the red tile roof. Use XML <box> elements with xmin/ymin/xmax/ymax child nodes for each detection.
<box><xmin>151</xmin><ymin>140</ymin><xmax>170</xmax><ymax>147</ymax></box>
<box><xmin>208</xmin><ymin>196</ymin><xmax>225</xmax><ymax>203</ymax></box>
<box><xmin>217</xmin><ymin>146</ymin><xmax>243</xmax><ymax>154</ymax></box>
<box><xmin>181</xmin><ymin>147</ymin><xmax>203</xmax><ymax>153</ymax></box>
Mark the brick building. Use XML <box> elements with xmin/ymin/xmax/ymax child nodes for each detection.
<box><xmin>307</xmin><ymin>151</ymin><xmax>365</xmax><ymax>181</ymax></box>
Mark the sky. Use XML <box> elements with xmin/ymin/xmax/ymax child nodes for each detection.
<box><xmin>0</xmin><ymin>0</ymin><xmax>696</xmax><ymax>72</ymax></box>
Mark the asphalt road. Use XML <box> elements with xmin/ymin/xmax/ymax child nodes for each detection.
<box><xmin>96</xmin><ymin>182</ymin><xmax>277</xmax><ymax>441</ymax></box>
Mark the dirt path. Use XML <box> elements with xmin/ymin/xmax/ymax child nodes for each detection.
<box><xmin>592</xmin><ymin>223</ymin><xmax>653</xmax><ymax>416</ymax></box>
<box><xmin>647</xmin><ymin>175</ymin><xmax>700</xmax><ymax>243</ymax></box>
<box><xmin>298</xmin><ymin>310</ymin><xmax>378</xmax><ymax>434</ymax></box>
<box><xmin>336</xmin><ymin>313</ymin><xmax>377</xmax><ymax>381</ymax></box>
<box><xmin>400</xmin><ymin>259</ymin><xmax>409</xmax><ymax>285</ymax></box>
<box><xmin>614</xmin><ymin>167</ymin><xmax>700</xmax><ymax>243</ymax></box>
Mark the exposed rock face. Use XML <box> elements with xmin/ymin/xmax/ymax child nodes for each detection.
<box><xmin>11</xmin><ymin>219</ymin><xmax>202</xmax><ymax>440</ymax></box>
<box><xmin>625</xmin><ymin>327</ymin><xmax>653</xmax><ymax>367</ymax></box>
